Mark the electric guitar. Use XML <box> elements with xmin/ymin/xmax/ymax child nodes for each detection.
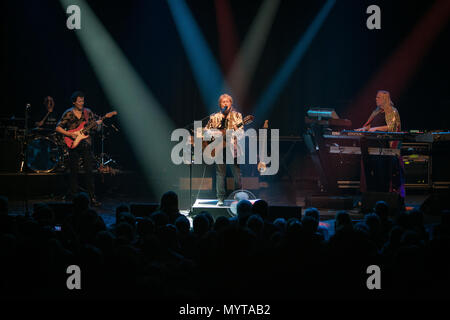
<box><xmin>64</xmin><ymin>111</ymin><xmax>117</xmax><ymax>149</ymax></box>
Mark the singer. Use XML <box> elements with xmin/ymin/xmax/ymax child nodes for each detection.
<box><xmin>56</xmin><ymin>91</ymin><xmax>103</xmax><ymax>206</ymax></box>
<box><xmin>204</xmin><ymin>93</ymin><xmax>243</xmax><ymax>206</ymax></box>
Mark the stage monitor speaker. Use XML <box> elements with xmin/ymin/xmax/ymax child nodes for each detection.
<box><xmin>268</xmin><ymin>205</ymin><xmax>302</xmax><ymax>222</ymax></box>
<box><xmin>130</xmin><ymin>203</ymin><xmax>159</xmax><ymax>217</ymax></box>
<box><xmin>361</xmin><ymin>192</ymin><xmax>402</xmax><ymax>216</ymax></box>
<box><xmin>420</xmin><ymin>192</ymin><xmax>450</xmax><ymax>216</ymax></box>
<box><xmin>33</xmin><ymin>202</ymin><xmax>73</xmax><ymax>224</ymax></box>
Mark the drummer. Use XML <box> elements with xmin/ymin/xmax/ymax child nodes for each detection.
<box><xmin>34</xmin><ymin>96</ymin><xmax>58</xmax><ymax>131</ymax></box>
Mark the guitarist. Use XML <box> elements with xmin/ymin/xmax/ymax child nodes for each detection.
<box><xmin>205</xmin><ymin>93</ymin><xmax>243</xmax><ymax>206</ymax></box>
<box><xmin>56</xmin><ymin>91</ymin><xmax>103</xmax><ymax>206</ymax></box>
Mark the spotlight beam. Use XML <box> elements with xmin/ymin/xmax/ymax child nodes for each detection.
<box><xmin>60</xmin><ymin>0</ymin><xmax>178</xmax><ymax>196</ymax></box>
<box><xmin>215</xmin><ymin>0</ymin><xmax>239</xmax><ymax>74</ymax></box>
<box><xmin>227</xmin><ymin>0</ymin><xmax>281</xmax><ymax>108</ymax></box>
<box><xmin>167</xmin><ymin>0</ymin><xmax>227</xmax><ymax>113</ymax></box>
<box><xmin>348</xmin><ymin>0</ymin><xmax>450</xmax><ymax>126</ymax></box>
<box><xmin>253</xmin><ymin>0</ymin><xmax>336</xmax><ymax>122</ymax></box>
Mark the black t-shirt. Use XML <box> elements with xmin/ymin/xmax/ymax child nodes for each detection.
<box><xmin>33</xmin><ymin>110</ymin><xmax>59</xmax><ymax>129</ymax></box>
<box><xmin>371</xmin><ymin>110</ymin><xmax>386</xmax><ymax>128</ymax></box>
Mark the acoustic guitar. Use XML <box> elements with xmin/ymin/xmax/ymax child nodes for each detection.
<box><xmin>201</xmin><ymin>114</ymin><xmax>254</xmax><ymax>159</ymax></box>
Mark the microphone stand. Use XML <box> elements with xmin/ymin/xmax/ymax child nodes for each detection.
<box><xmin>94</xmin><ymin>113</ymin><xmax>118</xmax><ymax>168</ymax></box>
<box><xmin>101</xmin><ymin>121</ymin><xmax>105</xmax><ymax>166</ymax></box>
<box><xmin>22</xmin><ymin>104</ymin><xmax>31</xmax><ymax>217</ymax></box>
<box><xmin>101</xmin><ymin>123</ymin><xmax>119</xmax><ymax>167</ymax></box>
<box><xmin>183</xmin><ymin>114</ymin><xmax>210</xmax><ymax>213</ymax></box>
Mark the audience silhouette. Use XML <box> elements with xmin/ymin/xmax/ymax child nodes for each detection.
<box><xmin>0</xmin><ymin>191</ymin><xmax>449</xmax><ymax>300</ymax></box>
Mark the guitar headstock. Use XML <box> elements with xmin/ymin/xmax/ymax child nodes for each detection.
<box><xmin>105</xmin><ymin>111</ymin><xmax>118</xmax><ymax>118</ymax></box>
<box><xmin>243</xmin><ymin>115</ymin><xmax>254</xmax><ymax>125</ymax></box>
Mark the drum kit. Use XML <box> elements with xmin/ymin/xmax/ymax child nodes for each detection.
<box><xmin>0</xmin><ymin>113</ymin><xmax>119</xmax><ymax>173</ymax></box>
<box><xmin>0</xmin><ymin>118</ymin><xmax>70</xmax><ymax>173</ymax></box>
<box><xmin>25</xmin><ymin>127</ymin><xmax>68</xmax><ymax>173</ymax></box>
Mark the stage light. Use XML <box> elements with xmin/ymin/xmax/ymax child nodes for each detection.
<box><xmin>253</xmin><ymin>0</ymin><xmax>336</xmax><ymax>122</ymax></box>
<box><xmin>59</xmin><ymin>0</ymin><xmax>180</xmax><ymax>197</ymax></box>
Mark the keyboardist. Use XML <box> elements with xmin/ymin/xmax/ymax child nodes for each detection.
<box><xmin>356</xmin><ymin>90</ymin><xmax>401</xmax><ymax>134</ymax></box>
<box><xmin>355</xmin><ymin>90</ymin><xmax>405</xmax><ymax>200</ymax></box>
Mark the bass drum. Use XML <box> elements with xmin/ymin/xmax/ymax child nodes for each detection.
<box><xmin>26</xmin><ymin>136</ymin><xmax>61</xmax><ymax>173</ymax></box>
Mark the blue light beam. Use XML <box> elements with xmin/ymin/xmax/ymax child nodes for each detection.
<box><xmin>167</xmin><ymin>0</ymin><xmax>228</xmax><ymax>113</ymax></box>
<box><xmin>254</xmin><ymin>0</ymin><xmax>336</xmax><ymax>121</ymax></box>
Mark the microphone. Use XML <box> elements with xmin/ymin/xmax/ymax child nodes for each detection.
<box><xmin>221</xmin><ymin>105</ymin><xmax>231</xmax><ymax>115</ymax></box>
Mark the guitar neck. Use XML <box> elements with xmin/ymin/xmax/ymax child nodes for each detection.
<box><xmin>82</xmin><ymin>116</ymin><xmax>103</xmax><ymax>133</ymax></box>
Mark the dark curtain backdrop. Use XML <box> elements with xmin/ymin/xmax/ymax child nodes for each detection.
<box><xmin>2</xmin><ymin>0</ymin><xmax>449</xmax><ymax>170</ymax></box>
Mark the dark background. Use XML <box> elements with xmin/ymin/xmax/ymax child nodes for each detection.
<box><xmin>1</xmin><ymin>0</ymin><xmax>449</xmax><ymax>175</ymax></box>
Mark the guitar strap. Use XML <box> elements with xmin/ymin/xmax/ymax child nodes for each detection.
<box><xmin>220</xmin><ymin>116</ymin><xmax>227</xmax><ymax>129</ymax></box>
<box><xmin>83</xmin><ymin>109</ymin><xmax>89</xmax><ymax>122</ymax></box>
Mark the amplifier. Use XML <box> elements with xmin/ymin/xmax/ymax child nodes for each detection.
<box><xmin>401</xmin><ymin>143</ymin><xmax>430</xmax><ymax>187</ymax></box>
<box><xmin>432</xmin><ymin>141</ymin><xmax>450</xmax><ymax>184</ymax></box>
